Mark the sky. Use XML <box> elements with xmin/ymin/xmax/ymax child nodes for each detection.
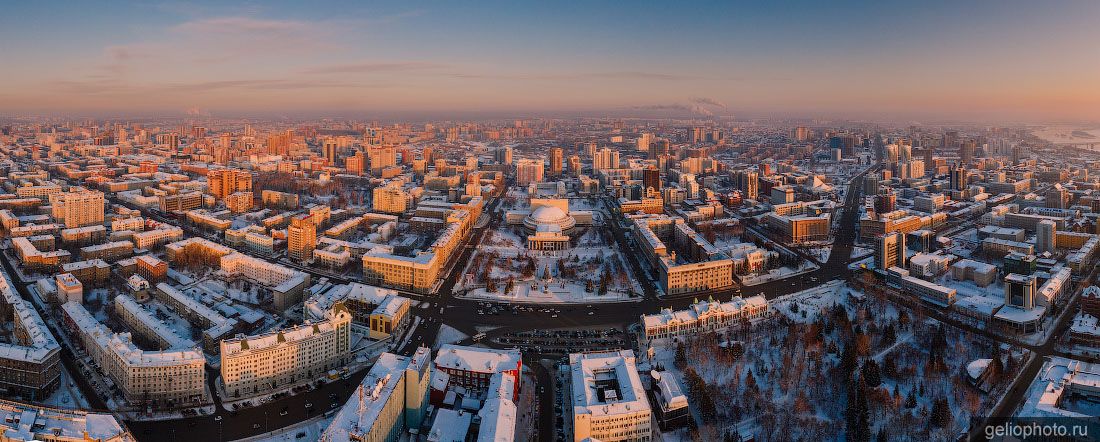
<box><xmin>1</xmin><ymin>0</ymin><xmax>1099</xmax><ymax>121</ymax></box>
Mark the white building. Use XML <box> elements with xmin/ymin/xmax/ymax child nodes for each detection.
<box><xmin>640</xmin><ymin>296</ymin><xmax>768</xmax><ymax>340</ymax></box>
<box><xmin>568</xmin><ymin>350</ymin><xmax>652</xmax><ymax>442</ymax></box>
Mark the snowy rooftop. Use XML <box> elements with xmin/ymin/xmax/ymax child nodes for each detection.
<box><xmin>435</xmin><ymin>345</ymin><xmax>521</xmax><ymax>374</ymax></box>
<box><xmin>61</xmin><ymin>302</ymin><xmax>203</xmax><ymax>367</ymax></box>
<box><xmin>303</xmin><ymin>282</ymin><xmax>399</xmax><ymax>320</ymax></box>
<box><xmin>1071</xmin><ymin>312</ymin><xmax>1100</xmax><ymax>337</ymax></box>
<box><xmin>114</xmin><ymin>295</ymin><xmax>196</xmax><ymax>350</ymax></box>
<box><xmin>155</xmin><ymin>283</ymin><xmax>236</xmax><ymax>333</ymax></box>
<box><xmin>0</xmin><ymin>269</ymin><xmax>60</xmax><ymax>364</ymax></box>
<box><xmin>323</xmin><ymin>349</ymin><xmax>431</xmax><ymax>442</ymax></box>
<box><xmin>1019</xmin><ymin>357</ymin><xmax>1100</xmax><ymax>418</ymax></box>
<box><xmin>428</xmin><ymin>408</ymin><xmax>473</xmax><ymax>442</ymax></box>
<box><xmin>0</xmin><ymin>400</ymin><xmax>129</xmax><ymax>442</ymax></box>
<box><xmin>569</xmin><ymin>350</ymin><xmax>650</xmax><ymax>418</ymax></box>
<box><xmin>642</xmin><ymin>295</ymin><xmax>767</xmax><ymax>330</ymax></box>
<box><xmin>994</xmin><ymin>304</ymin><xmax>1046</xmax><ymax>324</ymax></box>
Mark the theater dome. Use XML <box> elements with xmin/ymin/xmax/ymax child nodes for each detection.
<box><xmin>524</xmin><ymin>205</ymin><xmax>576</xmax><ymax>233</ymax></box>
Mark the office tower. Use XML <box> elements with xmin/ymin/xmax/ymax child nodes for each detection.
<box><xmin>1004</xmin><ymin>274</ymin><xmax>1037</xmax><ymax>309</ymax></box>
<box><xmin>220</xmin><ymin>132</ymin><xmax>231</xmax><ymax>150</ymax></box>
<box><xmin>323</xmin><ymin>138</ymin><xmax>338</xmax><ymax>166</ymax></box>
<box><xmin>58</xmin><ymin>190</ymin><xmax>105</xmax><ymax>228</ymax></box>
<box><xmin>288</xmin><ymin>214</ymin><xmax>317</xmax><ymax>261</ymax></box>
<box><xmin>422</xmin><ymin>146</ymin><xmax>435</xmax><ymax>163</ymax></box>
<box><xmin>643</xmin><ymin>165</ymin><xmax>661</xmax><ymax>194</ymax></box>
<box><xmin>875</xmin><ymin>232</ymin><xmax>906</xmax><ymax>270</ymax></box>
<box><xmin>734</xmin><ymin>170</ymin><xmax>759</xmax><ymax>200</ymax></box>
<box><xmin>494</xmin><ymin>146</ymin><xmax>513</xmax><ymax>165</ymax></box>
<box><xmin>949</xmin><ymin>165</ymin><xmax>967</xmax><ymax>191</ymax></box>
<box><xmin>208</xmin><ymin>169</ymin><xmax>253</xmax><ymax>200</ymax></box>
<box><xmin>568</xmin><ymin>155</ymin><xmax>582</xmax><ymax>177</ymax></box>
<box><xmin>637</xmin><ymin>133</ymin><xmax>653</xmax><ymax>152</ymax></box>
<box><xmin>549</xmin><ymin>147</ymin><xmax>563</xmax><ymax>177</ymax></box>
<box><xmin>924</xmin><ymin>146</ymin><xmax>934</xmax><ymax>174</ymax></box>
<box><xmin>1037</xmin><ymin>220</ymin><xmax>1057</xmax><ymax>254</ymax></box>
<box><xmin>367</xmin><ymin>146</ymin><xmax>397</xmax><ymax>172</ymax></box>
<box><xmin>516</xmin><ymin>159</ymin><xmax>544</xmax><ymax>185</ymax></box>
<box><xmin>592</xmin><ymin>148</ymin><xmax>619</xmax><ymax>172</ymax></box>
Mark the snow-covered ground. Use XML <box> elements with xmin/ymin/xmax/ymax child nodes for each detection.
<box><xmin>739</xmin><ymin>261</ymin><xmax>819</xmax><ymax>286</ymax></box>
<box><xmin>461</xmin><ymin>279</ymin><xmax>632</xmax><ymax>303</ymax></box>
<box><xmin>434</xmin><ymin>324</ymin><xmax>469</xmax><ymax>350</ymax></box>
<box><xmin>643</xmin><ymin>280</ymin><xmax>1018</xmax><ymax>441</ymax></box>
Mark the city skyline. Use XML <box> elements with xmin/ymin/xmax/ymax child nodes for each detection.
<box><xmin>3</xmin><ymin>0</ymin><xmax>1100</xmax><ymax>121</ymax></box>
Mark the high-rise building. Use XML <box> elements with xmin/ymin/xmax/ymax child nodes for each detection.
<box><xmin>345</xmin><ymin>151</ymin><xmax>365</xmax><ymax>175</ymax></box>
<box><xmin>643</xmin><ymin>166</ymin><xmax>661</xmax><ymax>194</ymax></box>
<box><xmin>875</xmin><ymin>232</ymin><xmax>906</xmax><ymax>270</ymax></box>
<box><xmin>1004</xmin><ymin>273</ymin><xmax>1037</xmax><ymax>309</ymax></box>
<box><xmin>637</xmin><ymin>133</ymin><xmax>653</xmax><ymax>152</ymax></box>
<box><xmin>516</xmin><ymin>159</ymin><xmax>544</xmax><ymax>185</ymax></box>
<box><xmin>323</xmin><ymin>138</ymin><xmax>338</xmax><ymax>166</ymax></box>
<box><xmin>208</xmin><ymin>169</ymin><xmax>253</xmax><ymax>200</ymax></box>
<box><xmin>592</xmin><ymin>148</ymin><xmax>619</xmax><ymax>172</ymax></box>
<box><xmin>1037</xmin><ymin>220</ymin><xmax>1057</xmax><ymax>254</ymax></box>
<box><xmin>960</xmin><ymin>139</ymin><xmax>976</xmax><ymax>165</ymax></box>
<box><xmin>792</xmin><ymin>126</ymin><xmax>811</xmax><ymax>142</ymax></box>
<box><xmin>367</xmin><ymin>146</ymin><xmax>397</xmax><ymax>173</ymax></box>
<box><xmin>568</xmin><ymin>155</ymin><xmax>582</xmax><ymax>177</ymax></box>
<box><xmin>549</xmin><ymin>148</ymin><xmax>563</xmax><ymax>177</ymax></box>
<box><xmin>494</xmin><ymin>146</ymin><xmax>513</xmax><ymax>166</ymax></box>
<box><xmin>56</xmin><ymin>190</ymin><xmax>105</xmax><ymax>228</ymax></box>
<box><xmin>874</xmin><ymin>190</ymin><xmax>897</xmax><ymax>213</ymax></box>
<box><xmin>949</xmin><ymin>165</ymin><xmax>968</xmax><ymax>191</ymax></box>
<box><xmin>942</xmin><ymin>130</ymin><xmax>959</xmax><ymax>151</ymax></box>
<box><xmin>288</xmin><ymin>214</ymin><xmax>317</xmax><ymax>261</ymax></box>
<box><xmin>733</xmin><ymin>170</ymin><xmax>759</xmax><ymax>200</ymax></box>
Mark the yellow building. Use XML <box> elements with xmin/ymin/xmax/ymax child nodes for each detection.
<box><xmin>220</xmin><ymin>304</ymin><xmax>351</xmax><ymax>397</ymax></box>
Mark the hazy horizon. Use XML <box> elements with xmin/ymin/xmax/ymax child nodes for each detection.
<box><xmin>3</xmin><ymin>0</ymin><xmax>1100</xmax><ymax>121</ymax></box>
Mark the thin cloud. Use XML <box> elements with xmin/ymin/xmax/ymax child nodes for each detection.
<box><xmin>171</xmin><ymin>17</ymin><xmax>309</xmax><ymax>35</ymax></box>
<box><xmin>302</xmin><ymin>61</ymin><xmax>449</xmax><ymax>75</ymax></box>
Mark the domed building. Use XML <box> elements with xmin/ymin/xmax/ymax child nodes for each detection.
<box><xmin>505</xmin><ymin>198</ymin><xmax>593</xmax><ymax>254</ymax></box>
<box><xmin>523</xmin><ymin>205</ymin><xmax>577</xmax><ymax>235</ymax></box>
